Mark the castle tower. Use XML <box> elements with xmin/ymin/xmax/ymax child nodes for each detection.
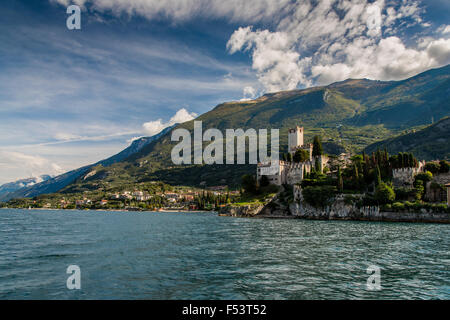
<box><xmin>288</xmin><ymin>126</ymin><xmax>304</xmax><ymax>154</ymax></box>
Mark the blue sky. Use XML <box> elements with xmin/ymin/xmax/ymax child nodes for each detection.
<box><xmin>0</xmin><ymin>0</ymin><xmax>449</xmax><ymax>184</ymax></box>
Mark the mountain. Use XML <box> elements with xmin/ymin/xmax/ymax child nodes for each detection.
<box><xmin>364</xmin><ymin>117</ymin><xmax>450</xmax><ymax>160</ymax></box>
<box><xmin>0</xmin><ymin>175</ymin><xmax>52</xmax><ymax>198</ymax></box>
<box><xmin>53</xmin><ymin>64</ymin><xmax>450</xmax><ymax>191</ymax></box>
<box><xmin>0</xmin><ymin>126</ymin><xmax>173</xmax><ymax>202</ymax></box>
<box><xmin>5</xmin><ymin>65</ymin><xmax>450</xmax><ymax>199</ymax></box>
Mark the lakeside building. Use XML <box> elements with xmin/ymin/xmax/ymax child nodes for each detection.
<box><xmin>257</xmin><ymin>125</ymin><xmax>327</xmax><ymax>186</ymax></box>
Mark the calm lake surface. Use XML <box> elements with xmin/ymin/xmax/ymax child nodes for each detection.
<box><xmin>0</xmin><ymin>208</ymin><xmax>448</xmax><ymax>299</ymax></box>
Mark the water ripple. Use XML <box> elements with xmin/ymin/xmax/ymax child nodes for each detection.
<box><xmin>0</xmin><ymin>209</ymin><xmax>448</xmax><ymax>299</ymax></box>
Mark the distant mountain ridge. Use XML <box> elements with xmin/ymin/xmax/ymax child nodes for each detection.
<box><xmin>0</xmin><ymin>126</ymin><xmax>173</xmax><ymax>202</ymax></box>
<box><xmin>0</xmin><ymin>175</ymin><xmax>52</xmax><ymax>198</ymax></box>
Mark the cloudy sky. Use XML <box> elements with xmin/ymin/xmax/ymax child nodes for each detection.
<box><xmin>0</xmin><ymin>0</ymin><xmax>449</xmax><ymax>184</ymax></box>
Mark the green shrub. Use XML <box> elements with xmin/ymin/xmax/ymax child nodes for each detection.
<box><xmin>414</xmin><ymin>171</ymin><xmax>433</xmax><ymax>184</ymax></box>
<box><xmin>392</xmin><ymin>202</ymin><xmax>405</xmax><ymax>211</ymax></box>
<box><xmin>259</xmin><ymin>175</ymin><xmax>270</xmax><ymax>187</ymax></box>
<box><xmin>293</xmin><ymin>149</ymin><xmax>310</xmax><ymax>163</ymax></box>
<box><xmin>241</xmin><ymin>174</ymin><xmax>257</xmax><ymax>194</ymax></box>
<box><xmin>375</xmin><ymin>182</ymin><xmax>395</xmax><ymax>204</ymax></box>
<box><xmin>424</xmin><ymin>162</ymin><xmax>440</xmax><ymax>174</ymax></box>
<box><xmin>403</xmin><ymin>201</ymin><xmax>414</xmax><ymax>209</ymax></box>
<box><xmin>412</xmin><ymin>180</ymin><xmax>425</xmax><ymax>200</ymax></box>
<box><xmin>439</xmin><ymin>160</ymin><xmax>450</xmax><ymax>173</ymax></box>
<box><xmin>302</xmin><ymin>185</ymin><xmax>336</xmax><ymax>208</ymax></box>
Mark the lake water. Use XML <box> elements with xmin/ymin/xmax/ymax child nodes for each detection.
<box><xmin>0</xmin><ymin>208</ymin><xmax>448</xmax><ymax>299</ymax></box>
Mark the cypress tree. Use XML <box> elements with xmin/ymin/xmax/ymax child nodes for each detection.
<box><xmin>312</xmin><ymin>136</ymin><xmax>323</xmax><ymax>157</ymax></box>
<box><xmin>403</xmin><ymin>153</ymin><xmax>409</xmax><ymax>168</ymax></box>
<box><xmin>286</xmin><ymin>153</ymin><xmax>292</xmax><ymax>162</ymax></box>
<box><xmin>408</xmin><ymin>153</ymin><xmax>414</xmax><ymax>167</ymax></box>
<box><xmin>376</xmin><ymin>165</ymin><xmax>382</xmax><ymax>186</ymax></box>
<box><xmin>337</xmin><ymin>166</ymin><xmax>343</xmax><ymax>192</ymax></box>
<box><xmin>398</xmin><ymin>152</ymin><xmax>404</xmax><ymax>168</ymax></box>
<box><xmin>315</xmin><ymin>157</ymin><xmax>322</xmax><ymax>173</ymax></box>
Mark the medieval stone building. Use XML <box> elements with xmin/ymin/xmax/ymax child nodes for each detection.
<box><xmin>257</xmin><ymin>126</ymin><xmax>327</xmax><ymax>186</ymax></box>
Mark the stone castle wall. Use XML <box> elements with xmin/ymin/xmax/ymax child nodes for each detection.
<box><xmin>392</xmin><ymin>161</ymin><xmax>425</xmax><ymax>187</ymax></box>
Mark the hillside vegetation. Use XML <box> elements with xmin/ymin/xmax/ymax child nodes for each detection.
<box><xmin>364</xmin><ymin>117</ymin><xmax>450</xmax><ymax>160</ymax></box>
<box><xmin>4</xmin><ymin>64</ymin><xmax>450</xmax><ymax>197</ymax></box>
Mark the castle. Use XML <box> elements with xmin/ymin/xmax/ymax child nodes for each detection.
<box><xmin>257</xmin><ymin>126</ymin><xmax>327</xmax><ymax>186</ymax></box>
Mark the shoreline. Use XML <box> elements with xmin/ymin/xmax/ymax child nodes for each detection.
<box><xmin>2</xmin><ymin>207</ymin><xmax>449</xmax><ymax>223</ymax></box>
<box><xmin>218</xmin><ymin>211</ymin><xmax>450</xmax><ymax>224</ymax></box>
<box><xmin>218</xmin><ymin>202</ymin><xmax>450</xmax><ymax>224</ymax></box>
<box><xmin>0</xmin><ymin>207</ymin><xmax>212</xmax><ymax>214</ymax></box>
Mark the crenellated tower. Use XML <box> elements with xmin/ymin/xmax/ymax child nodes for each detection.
<box><xmin>288</xmin><ymin>126</ymin><xmax>304</xmax><ymax>154</ymax></box>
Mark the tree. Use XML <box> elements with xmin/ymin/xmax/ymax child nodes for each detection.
<box><xmin>259</xmin><ymin>175</ymin><xmax>270</xmax><ymax>187</ymax></box>
<box><xmin>413</xmin><ymin>180</ymin><xmax>425</xmax><ymax>200</ymax></box>
<box><xmin>424</xmin><ymin>162</ymin><xmax>440</xmax><ymax>174</ymax></box>
<box><xmin>286</xmin><ymin>153</ymin><xmax>292</xmax><ymax>162</ymax></box>
<box><xmin>241</xmin><ymin>174</ymin><xmax>257</xmax><ymax>194</ymax></box>
<box><xmin>408</xmin><ymin>153</ymin><xmax>414</xmax><ymax>167</ymax></box>
<box><xmin>354</xmin><ymin>164</ymin><xmax>359</xmax><ymax>179</ymax></box>
<box><xmin>337</xmin><ymin>166</ymin><xmax>343</xmax><ymax>192</ymax></box>
<box><xmin>302</xmin><ymin>186</ymin><xmax>336</xmax><ymax>208</ymax></box>
<box><xmin>415</xmin><ymin>171</ymin><xmax>433</xmax><ymax>185</ymax></box>
<box><xmin>439</xmin><ymin>160</ymin><xmax>450</xmax><ymax>173</ymax></box>
<box><xmin>375</xmin><ymin>182</ymin><xmax>395</xmax><ymax>204</ymax></box>
<box><xmin>312</xmin><ymin>136</ymin><xmax>323</xmax><ymax>157</ymax></box>
<box><xmin>376</xmin><ymin>165</ymin><xmax>382</xmax><ymax>186</ymax></box>
<box><xmin>315</xmin><ymin>157</ymin><xmax>322</xmax><ymax>173</ymax></box>
<box><xmin>293</xmin><ymin>149</ymin><xmax>310</xmax><ymax>163</ymax></box>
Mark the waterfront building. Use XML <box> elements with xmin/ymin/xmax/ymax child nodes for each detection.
<box><xmin>257</xmin><ymin>126</ymin><xmax>326</xmax><ymax>186</ymax></box>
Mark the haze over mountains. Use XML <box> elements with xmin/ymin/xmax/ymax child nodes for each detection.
<box><xmin>0</xmin><ymin>175</ymin><xmax>52</xmax><ymax>198</ymax></box>
<box><xmin>1</xmin><ymin>65</ymin><xmax>449</xmax><ymax>201</ymax></box>
<box><xmin>0</xmin><ymin>127</ymin><xmax>173</xmax><ymax>201</ymax></box>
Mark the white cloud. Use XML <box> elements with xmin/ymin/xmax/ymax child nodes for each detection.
<box><xmin>50</xmin><ymin>0</ymin><xmax>449</xmax><ymax>92</ymax></box>
<box><xmin>227</xmin><ymin>0</ymin><xmax>450</xmax><ymax>89</ymax></box>
<box><xmin>142</xmin><ymin>108</ymin><xmax>197</xmax><ymax>136</ymax></box>
<box><xmin>54</xmin><ymin>132</ymin><xmax>83</xmax><ymax>141</ymax></box>
<box><xmin>241</xmin><ymin>86</ymin><xmax>258</xmax><ymax>100</ymax></box>
<box><xmin>227</xmin><ymin>27</ymin><xmax>312</xmax><ymax>92</ymax></box>
<box><xmin>51</xmin><ymin>0</ymin><xmax>292</xmax><ymax>23</ymax></box>
<box><xmin>0</xmin><ymin>151</ymin><xmax>64</xmax><ymax>182</ymax></box>
<box><xmin>438</xmin><ymin>25</ymin><xmax>450</xmax><ymax>35</ymax></box>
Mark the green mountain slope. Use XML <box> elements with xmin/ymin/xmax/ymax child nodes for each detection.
<box><xmin>16</xmin><ymin>65</ymin><xmax>450</xmax><ymax>194</ymax></box>
<box><xmin>364</xmin><ymin>117</ymin><xmax>450</xmax><ymax>160</ymax></box>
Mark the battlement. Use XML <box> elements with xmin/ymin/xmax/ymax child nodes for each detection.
<box><xmin>288</xmin><ymin>126</ymin><xmax>304</xmax><ymax>153</ymax></box>
<box><xmin>288</xmin><ymin>126</ymin><xmax>303</xmax><ymax>133</ymax></box>
<box><xmin>392</xmin><ymin>161</ymin><xmax>425</xmax><ymax>187</ymax></box>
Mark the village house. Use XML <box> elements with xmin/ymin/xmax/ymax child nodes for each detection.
<box><xmin>181</xmin><ymin>194</ymin><xmax>195</xmax><ymax>202</ymax></box>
